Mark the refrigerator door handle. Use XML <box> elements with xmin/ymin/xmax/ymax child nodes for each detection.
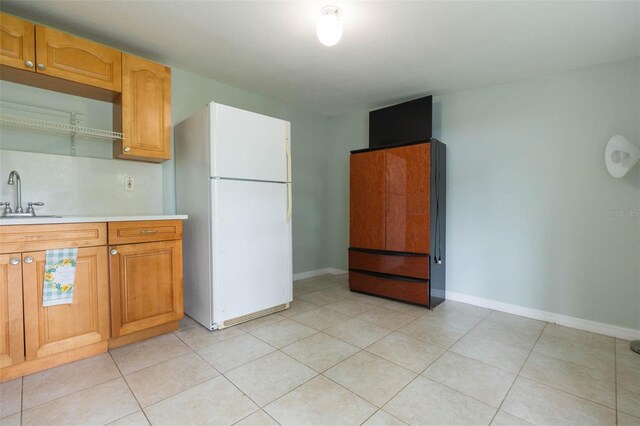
<box><xmin>285</xmin><ymin>126</ymin><xmax>291</xmax><ymax>183</ymax></box>
<box><xmin>286</xmin><ymin>182</ymin><xmax>292</xmax><ymax>223</ymax></box>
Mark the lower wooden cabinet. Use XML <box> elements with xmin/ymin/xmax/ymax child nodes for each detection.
<box><xmin>0</xmin><ymin>253</ymin><xmax>24</xmax><ymax>369</ymax></box>
<box><xmin>109</xmin><ymin>240</ymin><xmax>183</xmax><ymax>339</ymax></box>
<box><xmin>0</xmin><ymin>220</ymin><xmax>184</xmax><ymax>381</ymax></box>
<box><xmin>22</xmin><ymin>247</ymin><xmax>109</xmax><ymax>360</ymax></box>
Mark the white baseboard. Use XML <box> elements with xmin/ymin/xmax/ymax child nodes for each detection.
<box><xmin>293</xmin><ymin>268</ymin><xmax>349</xmax><ymax>281</ymax></box>
<box><xmin>446</xmin><ymin>291</ymin><xmax>640</xmax><ymax>341</ymax></box>
<box><xmin>293</xmin><ymin>268</ymin><xmax>330</xmax><ymax>281</ymax></box>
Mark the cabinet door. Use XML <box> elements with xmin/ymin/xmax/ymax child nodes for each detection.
<box><xmin>22</xmin><ymin>247</ymin><xmax>109</xmax><ymax>360</ymax></box>
<box><xmin>116</xmin><ymin>54</ymin><xmax>171</xmax><ymax>162</ymax></box>
<box><xmin>384</xmin><ymin>144</ymin><xmax>430</xmax><ymax>253</ymax></box>
<box><xmin>109</xmin><ymin>240</ymin><xmax>183</xmax><ymax>338</ymax></box>
<box><xmin>0</xmin><ymin>13</ymin><xmax>35</xmax><ymax>71</ymax></box>
<box><xmin>34</xmin><ymin>25</ymin><xmax>121</xmax><ymax>91</ymax></box>
<box><xmin>0</xmin><ymin>254</ymin><xmax>24</xmax><ymax>368</ymax></box>
<box><xmin>350</xmin><ymin>150</ymin><xmax>386</xmax><ymax>250</ymax></box>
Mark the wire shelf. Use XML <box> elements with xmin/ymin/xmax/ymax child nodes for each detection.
<box><xmin>0</xmin><ymin>113</ymin><xmax>124</xmax><ymax>141</ymax></box>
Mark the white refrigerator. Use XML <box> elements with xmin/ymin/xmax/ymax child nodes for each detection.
<box><xmin>175</xmin><ymin>102</ymin><xmax>292</xmax><ymax>330</ymax></box>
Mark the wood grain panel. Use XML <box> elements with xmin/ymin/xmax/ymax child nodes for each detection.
<box><xmin>108</xmin><ymin>220</ymin><xmax>182</xmax><ymax>245</ymax></box>
<box><xmin>22</xmin><ymin>247</ymin><xmax>109</xmax><ymax>360</ymax></box>
<box><xmin>384</xmin><ymin>143</ymin><xmax>430</xmax><ymax>253</ymax></box>
<box><xmin>35</xmin><ymin>25</ymin><xmax>121</xmax><ymax>91</ymax></box>
<box><xmin>108</xmin><ymin>321</ymin><xmax>178</xmax><ymax>349</ymax></box>
<box><xmin>114</xmin><ymin>53</ymin><xmax>171</xmax><ymax>162</ymax></box>
<box><xmin>0</xmin><ymin>223</ymin><xmax>107</xmax><ymax>254</ymax></box>
<box><xmin>0</xmin><ymin>253</ymin><xmax>24</xmax><ymax>369</ymax></box>
<box><xmin>109</xmin><ymin>240</ymin><xmax>183</xmax><ymax>338</ymax></box>
<box><xmin>349</xmin><ymin>250</ymin><xmax>429</xmax><ymax>279</ymax></box>
<box><xmin>350</xmin><ymin>150</ymin><xmax>385</xmax><ymax>250</ymax></box>
<box><xmin>0</xmin><ymin>13</ymin><xmax>35</xmax><ymax>71</ymax></box>
<box><xmin>349</xmin><ymin>271</ymin><xmax>428</xmax><ymax>305</ymax></box>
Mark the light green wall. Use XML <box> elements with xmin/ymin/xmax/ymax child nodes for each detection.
<box><xmin>0</xmin><ymin>81</ymin><xmax>113</xmax><ymax>158</ymax></box>
<box><xmin>0</xmin><ymin>68</ymin><xmax>330</xmax><ymax>275</ymax></box>
<box><xmin>327</xmin><ymin>58</ymin><xmax>640</xmax><ymax>330</ymax></box>
<box><xmin>168</xmin><ymin>68</ymin><xmax>330</xmax><ymax>274</ymax></box>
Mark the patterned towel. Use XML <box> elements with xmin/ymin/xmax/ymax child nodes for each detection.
<box><xmin>43</xmin><ymin>248</ymin><xmax>78</xmax><ymax>307</ymax></box>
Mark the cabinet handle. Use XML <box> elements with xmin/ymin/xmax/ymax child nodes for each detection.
<box><xmin>110</xmin><ymin>249</ymin><xmax>118</xmax><ymax>255</ymax></box>
<box><xmin>24</xmin><ymin>256</ymin><xmax>33</xmax><ymax>264</ymax></box>
<box><xmin>140</xmin><ymin>229</ymin><xmax>157</xmax><ymax>234</ymax></box>
<box><xmin>25</xmin><ymin>60</ymin><xmax>34</xmax><ymax>68</ymax></box>
<box><xmin>9</xmin><ymin>257</ymin><xmax>20</xmax><ymax>265</ymax></box>
<box><xmin>36</xmin><ymin>63</ymin><xmax>46</xmax><ymax>71</ymax></box>
<box><xmin>123</xmin><ymin>146</ymin><xmax>130</xmax><ymax>152</ymax></box>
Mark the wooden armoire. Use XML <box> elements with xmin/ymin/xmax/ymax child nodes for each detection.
<box><xmin>348</xmin><ymin>139</ymin><xmax>446</xmax><ymax>308</ymax></box>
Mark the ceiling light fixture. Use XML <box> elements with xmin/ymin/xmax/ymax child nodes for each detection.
<box><xmin>605</xmin><ymin>135</ymin><xmax>639</xmax><ymax>178</ymax></box>
<box><xmin>317</xmin><ymin>6</ymin><xmax>343</xmax><ymax>47</ymax></box>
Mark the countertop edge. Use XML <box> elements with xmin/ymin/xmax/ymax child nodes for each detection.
<box><xmin>0</xmin><ymin>215</ymin><xmax>189</xmax><ymax>226</ymax></box>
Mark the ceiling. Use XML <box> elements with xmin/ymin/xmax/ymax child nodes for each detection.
<box><xmin>2</xmin><ymin>1</ymin><xmax>639</xmax><ymax>116</ymax></box>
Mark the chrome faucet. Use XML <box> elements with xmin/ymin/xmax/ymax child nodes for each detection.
<box><xmin>7</xmin><ymin>171</ymin><xmax>23</xmax><ymax>213</ymax></box>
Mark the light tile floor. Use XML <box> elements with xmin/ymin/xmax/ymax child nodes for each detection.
<box><xmin>1</xmin><ymin>273</ymin><xmax>638</xmax><ymax>425</ymax></box>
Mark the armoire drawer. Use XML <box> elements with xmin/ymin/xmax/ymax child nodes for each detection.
<box><xmin>349</xmin><ymin>249</ymin><xmax>429</xmax><ymax>279</ymax></box>
<box><xmin>349</xmin><ymin>271</ymin><xmax>429</xmax><ymax>305</ymax></box>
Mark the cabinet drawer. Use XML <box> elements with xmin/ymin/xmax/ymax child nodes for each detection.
<box><xmin>349</xmin><ymin>271</ymin><xmax>429</xmax><ymax>306</ymax></box>
<box><xmin>349</xmin><ymin>250</ymin><xmax>429</xmax><ymax>279</ymax></box>
<box><xmin>108</xmin><ymin>220</ymin><xmax>182</xmax><ymax>244</ymax></box>
<box><xmin>0</xmin><ymin>223</ymin><xmax>106</xmax><ymax>254</ymax></box>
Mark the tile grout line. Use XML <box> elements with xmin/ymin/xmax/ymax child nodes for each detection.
<box><xmin>107</xmin><ymin>351</ymin><xmax>150</xmax><ymax>425</ymax></box>
<box><xmin>20</xmin><ymin>376</ymin><xmax>23</xmax><ymax>426</ymax></box>
<box><xmin>515</xmin><ymin>327</ymin><xmax>621</xmax><ymax>412</ymax></box>
<box><xmin>491</xmin><ymin>321</ymin><xmax>547</xmax><ymax>424</ymax></box>
<box><xmin>614</xmin><ymin>338</ymin><xmax>618</xmax><ymax>426</ymax></box>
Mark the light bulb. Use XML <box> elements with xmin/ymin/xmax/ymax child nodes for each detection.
<box><xmin>611</xmin><ymin>150</ymin><xmax>629</xmax><ymax>164</ymax></box>
<box><xmin>317</xmin><ymin>6</ymin><xmax>342</xmax><ymax>46</ymax></box>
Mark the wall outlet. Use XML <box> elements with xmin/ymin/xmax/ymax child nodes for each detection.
<box><xmin>124</xmin><ymin>176</ymin><xmax>135</xmax><ymax>191</ymax></box>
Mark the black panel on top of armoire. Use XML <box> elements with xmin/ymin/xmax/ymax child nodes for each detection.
<box><xmin>369</xmin><ymin>95</ymin><xmax>432</xmax><ymax>148</ymax></box>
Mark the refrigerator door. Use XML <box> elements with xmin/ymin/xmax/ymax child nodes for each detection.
<box><xmin>211</xmin><ymin>103</ymin><xmax>291</xmax><ymax>183</ymax></box>
<box><xmin>211</xmin><ymin>179</ymin><xmax>293</xmax><ymax>326</ymax></box>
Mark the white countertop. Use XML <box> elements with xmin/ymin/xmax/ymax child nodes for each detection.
<box><xmin>0</xmin><ymin>214</ymin><xmax>188</xmax><ymax>226</ymax></box>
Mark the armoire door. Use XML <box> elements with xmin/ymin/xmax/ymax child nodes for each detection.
<box><xmin>350</xmin><ymin>150</ymin><xmax>386</xmax><ymax>250</ymax></box>
<box><xmin>22</xmin><ymin>247</ymin><xmax>109</xmax><ymax>360</ymax></box>
<box><xmin>384</xmin><ymin>144</ymin><xmax>430</xmax><ymax>253</ymax></box>
<box><xmin>0</xmin><ymin>253</ymin><xmax>24</xmax><ymax>368</ymax></box>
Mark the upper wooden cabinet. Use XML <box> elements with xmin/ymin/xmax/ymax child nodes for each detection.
<box><xmin>0</xmin><ymin>14</ymin><xmax>172</xmax><ymax>163</ymax></box>
<box><xmin>34</xmin><ymin>25</ymin><xmax>122</xmax><ymax>92</ymax></box>
<box><xmin>0</xmin><ymin>13</ymin><xmax>121</xmax><ymax>92</ymax></box>
<box><xmin>114</xmin><ymin>54</ymin><xmax>172</xmax><ymax>162</ymax></box>
<box><xmin>0</xmin><ymin>13</ymin><xmax>35</xmax><ymax>71</ymax></box>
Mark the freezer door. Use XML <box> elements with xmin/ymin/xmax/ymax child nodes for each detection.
<box><xmin>211</xmin><ymin>179</ymin><xmax>293</xmax><ymax>326</ymax></box>
<box><xmin>211</xmin><ymin>103</ymin><xmax>291</xmax><ymax>183</ymax></box>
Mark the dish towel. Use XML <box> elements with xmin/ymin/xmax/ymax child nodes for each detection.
<box><xmin>43</xmin><ymin>248</ymin><xmax>78</xmax><ymax>307</ymax></box>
